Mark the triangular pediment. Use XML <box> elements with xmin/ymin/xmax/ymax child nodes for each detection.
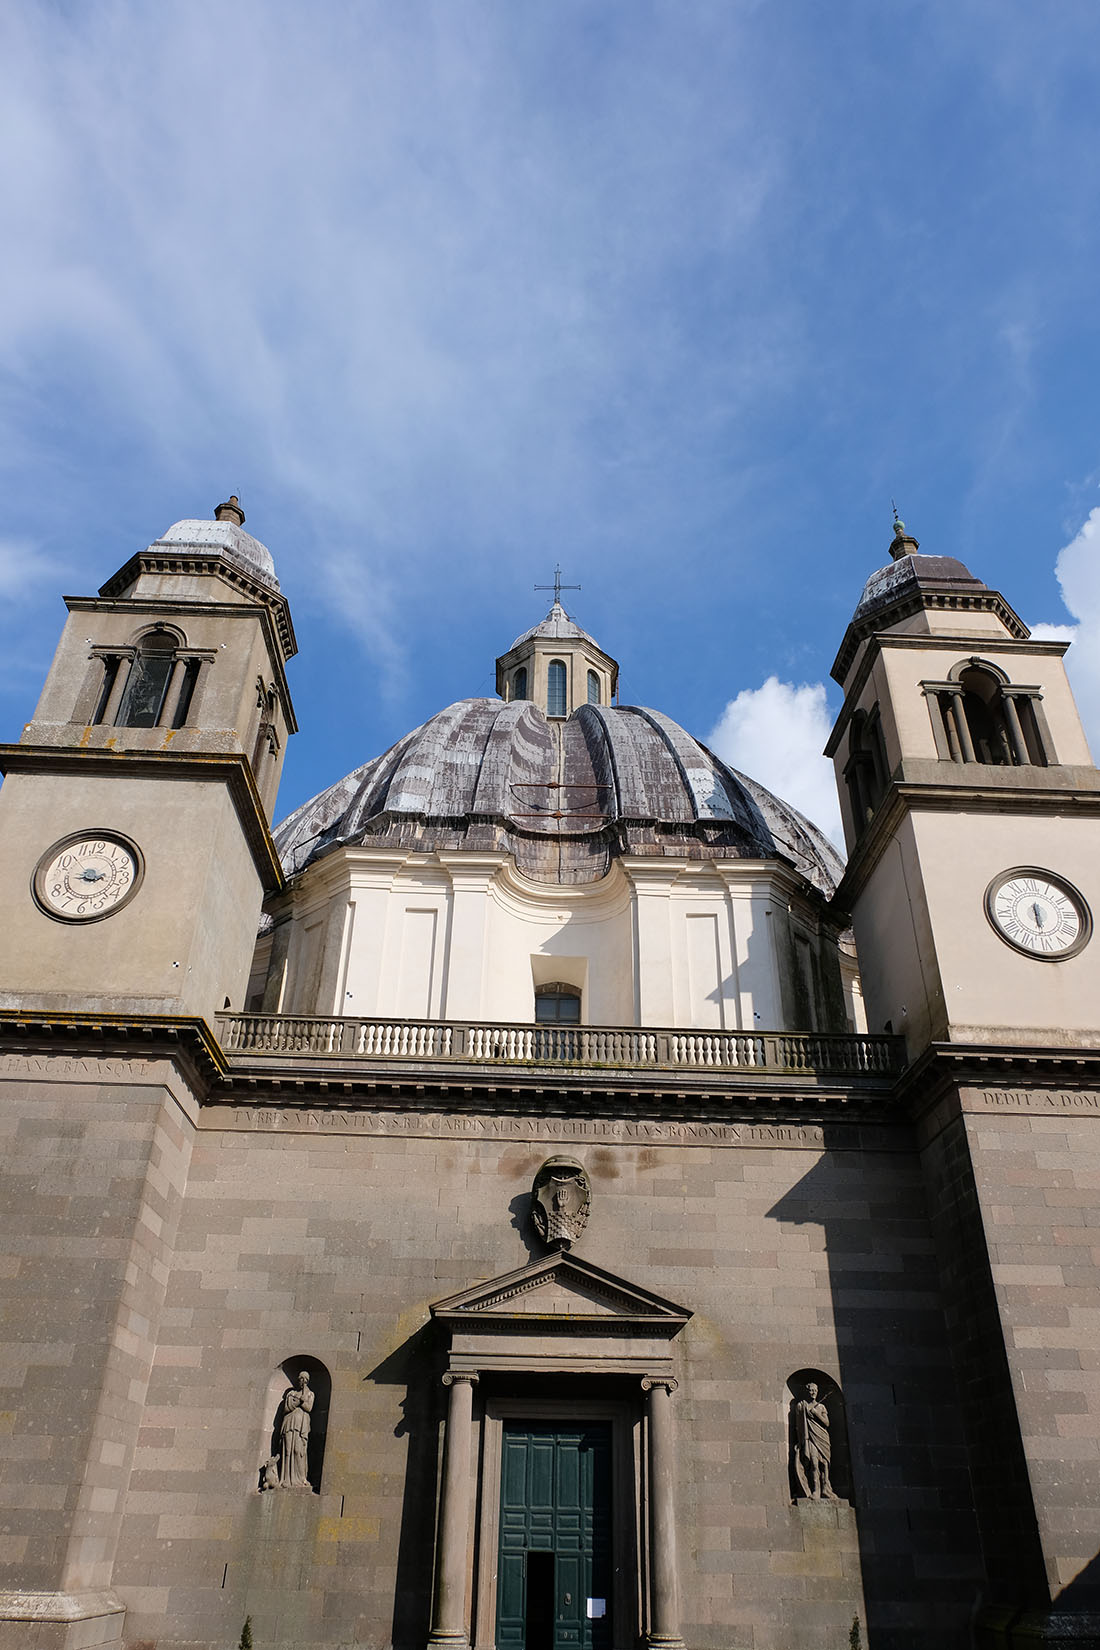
<box><xmin>430</xmin><ymin>1252</ymin><xmax>691</xmax><ymax>1328</ymax></box>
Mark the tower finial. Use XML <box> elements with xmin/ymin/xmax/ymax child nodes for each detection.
<box><xmin>215</xmin><ymin>495</ymin><xmax>245</xmax><ymax>528</ymax></box>
<box><xmin>889</xmin><ymin>503</ymin><xmax>918</xmax><ymax>561</ymax></box>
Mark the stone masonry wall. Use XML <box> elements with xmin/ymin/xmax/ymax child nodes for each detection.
<box><xmin>945</xmin><ymin>1089</ymin><xmax>1100</xmax><ymax>1621</ymax></box>
<box><xmin>0</xmin><ymin>1058</ymin><xmax>197</xmax><ymax>1597</ymax></box>
<box><xmin>107</xmin><ymin>1107</ymin><xmax>982</xmax><ymax>1650</ymax></box>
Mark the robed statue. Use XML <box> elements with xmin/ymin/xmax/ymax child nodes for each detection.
<box><xmin>278</xmin><ymin>1369</ymin><xmax>315</xmax><ymax>1489</ymax></box>
<box><xmin>792</xmin><ymin>1380</ymin><xmax>835</xmax><ymax>1500</ymax></box>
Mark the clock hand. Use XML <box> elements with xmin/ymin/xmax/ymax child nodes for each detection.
<box><xmin>1031</xmin><ymin>902</ymin><xmax>1045</xmax><ymax>929</ymax></box>
<box><xmin>78</xmin><ymin>868</ymin><xmax>106</xmax><ymax>882</ymax></box>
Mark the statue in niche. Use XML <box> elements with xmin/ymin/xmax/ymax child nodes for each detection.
<box><xmin>278</xmin><ymin>1370</ymin><xmax>315</xmax><ymax>1489</ymax></box>
<box><xmin>792</xmin><ymin>1380</ymin><xmax>836</xmax><ymax>1500</ymax></box>
<box><xmin>531</xmin><ymin>1156</ymin><xmax>591</xmax><ymax>1250</ymax></box>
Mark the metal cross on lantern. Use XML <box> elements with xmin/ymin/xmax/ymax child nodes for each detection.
<box><xmin>535</xmin><ymin>565</ymin><xmax>581</xmax><ymax>605</ymax></box>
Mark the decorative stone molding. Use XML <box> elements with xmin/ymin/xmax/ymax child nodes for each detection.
<box><xmin>0</xmin><ymin>1590</ymin><xmax>125</xmax><ymax>1623</ymax></box>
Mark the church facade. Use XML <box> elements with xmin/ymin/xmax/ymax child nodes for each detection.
<box><xmin>1</xmin><ymin>502</ymin><xmax>1100</xmax><ymax>1650</ymax></box>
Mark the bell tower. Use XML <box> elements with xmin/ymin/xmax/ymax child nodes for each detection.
<box><xmin>0</xmin><ymin>498</ymin><xmax>296</xmax><ymax>1020</ymax></box>
<box><xmin>828</xmin><ymin>520</ymin><xmax>1100</xmax><ymax>1644</ymax></box>
<box><xmin>826</xmin><ymin>516</ymin><xmax>1100</xmax><ymax>1053</ymax></box>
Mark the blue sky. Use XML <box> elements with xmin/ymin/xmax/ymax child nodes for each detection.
<box><xmin>3</xmin><ymin>0</ymin><xmax>1100</xmax><ymax>846</ymax></box>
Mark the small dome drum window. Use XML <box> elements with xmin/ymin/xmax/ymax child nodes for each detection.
<box><xmin>587</xmin><ymin>670</ymin><xmax>601</xmax><ymax>705</ymax></box>
<box><xmin>513</xmin><ymin>666</ymin><xmax>528</xmax><ymax>701</ymax></box>
<box><xmin>547</xmin><ymin>659</ymin><xmax>567</xmax><ymax>718</ymax></box>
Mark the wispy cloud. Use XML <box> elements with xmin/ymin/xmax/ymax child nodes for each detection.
<box><xmin>0</xmin><ymin>540</ymin><xmax>70</xmax><ymax>603</ymax></box>
<box><xmin>0</xmin><ymin>0</ymin><xmax>789</xmax><ymax>688</ymax></box>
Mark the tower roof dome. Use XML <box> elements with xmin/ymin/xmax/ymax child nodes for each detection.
<box><xmin>274</xmin><ymin>698</ymin><xmax>843</xmax><ymax>893</ymax></box>
<box><xmin>151</xmin><ymin>514</ymin><xmax>280</xmax><ymax>591</ymax></box>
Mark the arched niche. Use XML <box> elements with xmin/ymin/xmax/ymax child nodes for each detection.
<box><xmin>785</xmin><ymin>1367</ymin><xmax>852</xmax><ymax>1504</ymax></box>
<box><xmin>258</xmin><ymin>1354</ymin><xmax>332</xmax><ymax>1493</ymax></box>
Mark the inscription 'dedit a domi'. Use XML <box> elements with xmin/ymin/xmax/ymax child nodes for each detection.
<box><xmin>966</xmin><ymin>1088</ymin><xmax>1100</xmax><ymax>1114</ymax></box>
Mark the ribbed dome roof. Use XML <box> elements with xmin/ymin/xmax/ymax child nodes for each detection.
<box><xmin>506</xmin><ymin>600</ymin><xmax>604</xmax><ymax>653</ymax></box>
<box><xmin>152</xmin><ymin>518</ymin><xmax>280</xmax><ymax>590</ymax></box>
<box><xmin>275</xmin><ymin>699</ymin><xmax>843</xmax><ymax>892</ymax></box>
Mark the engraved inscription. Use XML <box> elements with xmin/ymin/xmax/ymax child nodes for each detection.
<box><xmin>969</xmin><ymin>1088</ymin><xmax>1100</xmax><ymax>1115</ymax></box>
<box><xmin>207</xmin><ymin>1107</ymin><xmax>829</xmax><ymax>1148</ymax></box>
<box><xmin>0</xmin><ymin>1056</ymin><xmax>149</xmax><ymax>1080</ymax></box>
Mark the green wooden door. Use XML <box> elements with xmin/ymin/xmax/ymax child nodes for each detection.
<box><xmin>497</xmin><ymin>1422</ymin><xmax>612</xmax><ymax>1650</ymax></box>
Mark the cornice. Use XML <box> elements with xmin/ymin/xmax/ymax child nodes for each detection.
<box><xmin>0</xmin><ymin>1012</ymin><xmax>227</xmax><ymax>1089</ymax></box>
<box><xmin>0</xmin><ymin>1009</ymin><xmax>907</xmax><ymax>1119</ymax></box>
<box><xmin>831</xmin><ymin>772</ymin><xmax>1100</xmax><ymax>915</ymax></box>
<box><xmin>95</xmin><ymin>553</ymin><xmax>297</xmax><ymax>662</ymax></box>
<box><xmin>826</xmin><ymin>632</ymin><xmax>1071</xmax><ymax>755</ymax></box>
<box><xmin>893</xmin><ymin>1039</ymin><xmax>1100</xmax><ymax>1123</ymax></box>
<box><xmin>0</xmin><ymin>745</ymin><xmax>284</xmax><ymax>894</ymax></box>
<box><xmin>831</xmin><ymin>587</ymin><xmax>1029</xmax><ymax>687</ymax></box>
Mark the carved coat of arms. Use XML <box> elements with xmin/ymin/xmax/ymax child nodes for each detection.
<box><xmin>530</xmin><ymin>1156</ymin><xmax>591</xmax><ymax>1250</ymax></box>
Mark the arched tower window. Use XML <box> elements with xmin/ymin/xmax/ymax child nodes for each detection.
<box><xmin>844</xmin><ymin>705</ymin><xmax>888</xmax><ymax>831</ymax></box>
<box><xmin>587</xmin><ymin>669</ymin><xmax>601</xmax><ymax>705</ymax></box>
<box><xmin>924</xmin><ymin>659</ymin><xmax>1053</xmax><ymax>767</ymax></box>
<box><xmin>547</xmin><ymin>659</ymin><xmax>567</xmax><ymax>718</ymax></box>
<box><xmin>513</xmin><ymin>666</ymin><xmax>528</xmax><ymax>701</ymax></box>
<box><xmin>91</xmin><ymin>627</ymin><xmax>206</xmax><ymax>731</ymax></box>
<box><xmin>116</xmin><ymin>631</ymin><xmax>177</xmax><ymax>727</ymax></box>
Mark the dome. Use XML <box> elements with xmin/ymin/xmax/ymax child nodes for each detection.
<box><xmin>151</xmin><ymin>518</ymin><xmax>280</xmax><ymax>591</ymax></box>
<box><xmin>853</xmin><ymin>551</ymin><xmax>982</xmax><ymax>624</ymax></box>
<box><xmin>274</xmin><ymin>698</ymin><xmax>844</xmax><ymax>893</ymax></box>
<box><xmin>507</xmin><ymin>600</ymin><xmax>602</xmax><ymax>652</ymax></box>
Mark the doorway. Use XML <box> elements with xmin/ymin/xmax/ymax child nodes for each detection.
<box><xmin>496</xmin><ymin>1422</ymin><xmax>612</xmax><ymax>1650</ymax></box>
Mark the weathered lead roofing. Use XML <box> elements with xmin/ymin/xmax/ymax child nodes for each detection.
<box><xmin>831</xmin><ymin>550</ymin><xmax>1029</xmax><ymax>684</ymax></box>
<box><xmin>274</xmin><ymin>698</ymin><xmax>844</xmax><ymax>893</ymax></box>
<box><xmin>506</xmin><ymin>601</ymin><xmax>602</xmax><ymax>652</ymax></box>
<box><xmin>152</xmin><ymin>518</ymin><xmax>280</xmax><ymax>591</ymax></box>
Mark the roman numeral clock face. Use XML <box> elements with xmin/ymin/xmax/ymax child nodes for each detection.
<box><xmin>985</xmin><ymin>868</ymin><xmax>1092</xmax><ymax>960</ymax></box>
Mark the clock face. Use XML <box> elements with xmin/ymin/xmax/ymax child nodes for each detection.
<box><xmin>985</xmin><ymin>868</ymin><xmax>1091</xmax><ymax>960</ymax></box>
<box><xmin>33</xmin><ymin>831</ymin><xmax>144</xmax><ymax>923</ymax></box>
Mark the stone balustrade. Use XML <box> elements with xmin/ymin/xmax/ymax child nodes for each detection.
<box><xmin>215</xmin><ymin>1013</ymin><xmax>904</xmax><ymax>1077</ymax></box>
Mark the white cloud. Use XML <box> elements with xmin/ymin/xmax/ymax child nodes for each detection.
<box><xmin>1032</xmin><ymin>507</ymin><xmax>1100</xmax><ymax>762</ymax></box>
<box><xmin>706</xmin><ymin>676</ymin><xmax>843</xmax><ymax>849</ymax></box>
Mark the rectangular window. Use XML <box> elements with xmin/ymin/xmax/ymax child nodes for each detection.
<box><xmin>117</xmin><ymin>654</ymin><xmax>174</xmax><ymax>727</ymax></box>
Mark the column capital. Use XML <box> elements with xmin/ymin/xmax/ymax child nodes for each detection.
<box><xmin>442</xmin><ymin>1370</ymin><xmax>479</xmax><ymax>1388</ymax></box>
<box><xmin>641</xmin><ymin>1375</ymin><xmax>678</xmax><ymax>1395</ymax></box>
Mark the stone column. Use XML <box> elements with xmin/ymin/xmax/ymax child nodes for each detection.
<box><xmin>642</xmin><ymin>1377</ymin><xmax>686</xmax><ymax>1650</ymax></box>
<box><xmin>428</xmin><ymin>1372</ymin><xmax>478</xmax><ymax>1650</ymax></box>
<box><xmin>157</xmin><ymin>656</ymin><xmax>190</xmax><ymax>728</ymax></box>
<box><xmin>1000</xmin><ymin>691</ymin><xmax>1028</xmax><ymax>765</ymax></box>
<box><xmin>943</xmin><ymin>685</ymin><xmax>976</xmax><ymax>763</ymax></box>
<box><xmin>100</xmin><ymin>652</ymin><xmax>133</xmax><ymax>726</ymax></box>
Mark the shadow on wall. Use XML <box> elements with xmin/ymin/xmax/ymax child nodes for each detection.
<box><xmin>368</xmin><ymin>1322</ymin><xmax>442</xmax><ymax>1650</ymax></box>
<box><xmin>768</xmin><ymin>1142</ymin><xmax>987</xmax><ymax>1650</ymax></box>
